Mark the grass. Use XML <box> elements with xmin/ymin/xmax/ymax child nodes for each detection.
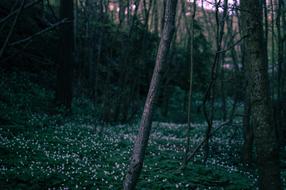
<box><xmin>0</xmin><ymin>70</ymin><xmax>285</xmax><ymax>189</ymax></box>
<box><xmin>0</xmin><ymin>120</ymin><xmax>257</xmax><ymax>189</ymax></box>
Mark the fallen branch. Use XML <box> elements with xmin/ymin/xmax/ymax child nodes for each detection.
<box><xmin>8</xmin><ymin>18</ymin><xmax>69</xmax><ymax>47</ymax></box>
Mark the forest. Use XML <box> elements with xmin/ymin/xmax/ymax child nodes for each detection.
<box><xmin>0</xmin><ymin>0</ymin><xmax>285</xmax><ymax>189</ymax></box>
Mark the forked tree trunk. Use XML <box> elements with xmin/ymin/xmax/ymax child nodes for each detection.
<box><xmin>240</xmin><ymin>0</ymin><xmax>282</xmax><ymax>188</ymax></box>
<box><xmin>123</xmin><ymin>0</ymin><xmax>177</xmax><ymax>189</ymax></box>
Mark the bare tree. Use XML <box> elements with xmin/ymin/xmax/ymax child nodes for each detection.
<box><xmin>123</xmin><ymin>0</ymin><xmax>177</xmax><ymax>189</ymax></box>
<box><xmin>182</xmin><ymin>0</ymin><xmax>197</xmax><ymax>169</ymax></box>
<box><xmin>202</xmin><ymin>0</ymin><xmax>228</xmax><ymax>163</ymax></box>
<box><xmin>241</xmin><ymin>0</ymin><xmax>282</xmax><ymax>188</ymax></box>
<box><xmin>276</xmin><ymin>0</ymin><xmax>286</xmax><ymax>144</ymax></box>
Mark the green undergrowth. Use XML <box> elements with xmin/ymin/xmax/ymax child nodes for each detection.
<box><xmin>0</xmin><ymin>122</ymin><xmax>255</xmax><ymax>189</ymax></box>
<box><xmin>1</xmin><ymin>70</ymin><xmax>284</xmax><ymax>189</ymax></box>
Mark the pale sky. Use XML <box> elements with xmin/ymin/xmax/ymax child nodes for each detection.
<box><xmin>187</xmin><ymin>0</ymin><xmax>239</xmax><ymax>11</ymax></box>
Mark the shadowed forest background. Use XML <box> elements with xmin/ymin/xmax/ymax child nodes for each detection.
<box><xmin>0</xmin><ymin>0</ymin><xmax>285</xmax><ymax>189</ymax></box>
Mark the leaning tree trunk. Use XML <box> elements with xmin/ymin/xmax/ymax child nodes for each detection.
<box><xmin>240</xmin><ymin>0</ymin><xmax>282</xmax><ymax>189</ymax></box>
<box><xmin>55</xmin><ymin>0</ymin><xmax>74</xmax><ymax>109</ymax></box>
<box><xmin>123</xmin><ymin>0</ymin><xmax>177</xmax><ymax>189</ymax></box>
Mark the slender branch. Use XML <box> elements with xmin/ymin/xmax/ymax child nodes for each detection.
<box><xmin>0</xmin><ymin>0</ymin><xmax>41</xmax><ymax>26</ymax></box>
<box><xmin>181</xmin><ymin>120</ymin><xmax>232</xmax><ymax>167</ymax></box>
<box><xmin>8</xmin><ymin>19</ymin><xmax>69</xmax><ymax>47</ymax></box>
<box><xmin>216</xmin><ymin>34</ymin><xmax>249</xmax><ymax>54</ymax></box>
<box><xmin>0</xmin><ymin>0</ymin><xmax>26</xmax><ymax>58</ymax></box>
<box><xmin>201</xmin><ymin>0</ymin><xmax>228</xmax><ymax>164</ymax></box>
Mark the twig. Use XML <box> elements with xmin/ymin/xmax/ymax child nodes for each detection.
<box><xmin>0</xmin><ymin>0</ymin><xmax>41</xmax><ymax>26</ymax></box>
<box><xmin>180</xmin><ymin>120</ymin><xmax>232</xmax><ymax>170</ymax></box>
<box><xmin>0</xmin><ymin>0</ymin><xmax>26</xmax><ymax>58</ymax></box>
<box><xmin>8</xmin><ymin>19</ymin><xmax>69</xmax><ymax>47</ymax></box>
<box><xmin>216</xmin><ymin>34</ymin><xmax>249</xmax><ymax>54</ymax></box>
<box><xmin>0</xmin><ymin>0</ymin><xmax>19</xmax><ymax>34</ymax></box>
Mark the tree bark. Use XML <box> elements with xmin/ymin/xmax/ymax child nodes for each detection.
<box><xmin>276</xmin><ymin>0</ymin><xmax>285</xmax><ymax>145</ymax></box>
<box><xmin>240</xmin><ymin>15</ymin><xmax>254</xmax><ymax>164</ymax></box>
<box><xmin>55</xmin><ymin>0</ymin><xmax>74</xmax><ymax>110</ymax></box>
<box><xmin>220</xmin><ymin>51</ymin><xmax>227</xmax><ymax>121</ymax></box>
<box><xmin>242</xmin><ymin>90</ymin><xmax>253</xmax><ymax>164</ymax></box>
<box><xmin>270</xmin><ymin>0</ymin><xmax>276</xmax><ymax>100</ymax></box>
<box><xmin>182</xmin><ymin>0</ymin><xmax>197</xmax><ymax>169</ymax></box>
<box><xmin>240</xmin><ymin>0</ymin><xmax>282</xmax><ymax>188</ymax></box>
<box><xmin>123</xmin><ymin>0</ymin><xmax>177</xmax><ymax>189</ymax></box>
<box><xmin>119</xmin><ymin>0</ymin><xmax>126</xmax><ymax>26</ymax></box>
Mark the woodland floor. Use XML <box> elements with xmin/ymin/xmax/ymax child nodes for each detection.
<box><xmin>0</xmin><ymin>121</ymin><xmax>257</xmax><ymax>190</ymax></box>
<box><xmin>0</xmin><ymin>71</ymin><xmax>285</xmax><ymax>189</ymax></box>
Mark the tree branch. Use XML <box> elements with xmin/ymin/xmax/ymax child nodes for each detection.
<box><xmin>216</xmin><ymin>34</ymin><xmax>249</xmax><ymax>54</ymax></box>
<box><xmin>8</xmin><ymin>19</ymin><xmax>69</xmax><ymax>47</ymax></box>
<box><xmin>181</xmin><ymin>120</ymin><xmax>232</xmax><ymax>169</ymax></box>
<box><xmin>0</xmin><ymin>0</ymin><xmax>26</xmax><ymax>58</ymax></box>
<box><xmin>0</xmin><ymin>0</ymin><xmax>41</xmax><ymax>26</ymax></box>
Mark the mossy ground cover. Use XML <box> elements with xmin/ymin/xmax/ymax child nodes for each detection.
<box><xmin>0</xmin><ymin>71</ymin><xmax>285</xmax><ymax>189</ymax></box>
<box><xmin>1</xmin><ymin>121</ymin><xmax>256</xmax><ymax>190</ymax></box>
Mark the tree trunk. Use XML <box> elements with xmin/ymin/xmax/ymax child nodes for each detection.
<box><xmin>276</xmin><ymin>0</ymin><xmax>285</xmax><ymax>145</ymax></box>
<box><xmin>202</xmin><ymin>0</ymin><xmax>228</xmax><ymax>164</ymax></box>
<box><xmin>240</xmin><ymin>0</ymin><xmax>282</xmax><ymax>188</ymax></box>
<box><xmin>119</xmin><ymin>0</ymin><xmax>126</xmax><ymax>26</ymax></box>
<box><xmin>241</xmin><ymin>18</ymin><xmax>254</xmax><ymax>164</ymax></box>
<box><xmin>123</xmin><ymin>0</ymin><xmax>177</xmax><ymax>189</ymax></box>
<box><xmin>160</xmin><ymin>0</ymin><xmax>167</xmax><ymax>33</ymax></box>
<box><xmin>270</xmin><ymin>0</ymin><xmax>276</xmax><ymax>100</ymax></box>
<box><xmin>183</xmin><ymin>0</ymin><xmax>197</xmax><ymax>168</ymax></box>
<box><xmin>220</xmin><ymin>51</ymin><xmax>227</xmax><ymax>121</ymax></box>
<box><xmin>55</xmin><ymin>0</ymin><xmax>74</xmax><ymax>110</ymax></box>
<box><xmin>282</xmin><ymin>0</ymin><xmax>286</xmax><ymax>95</ymax></box>
<box><xmin>242</xmin><ymin>92</ymin><xmax>253</xmax><ymax>164</ymax></box>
